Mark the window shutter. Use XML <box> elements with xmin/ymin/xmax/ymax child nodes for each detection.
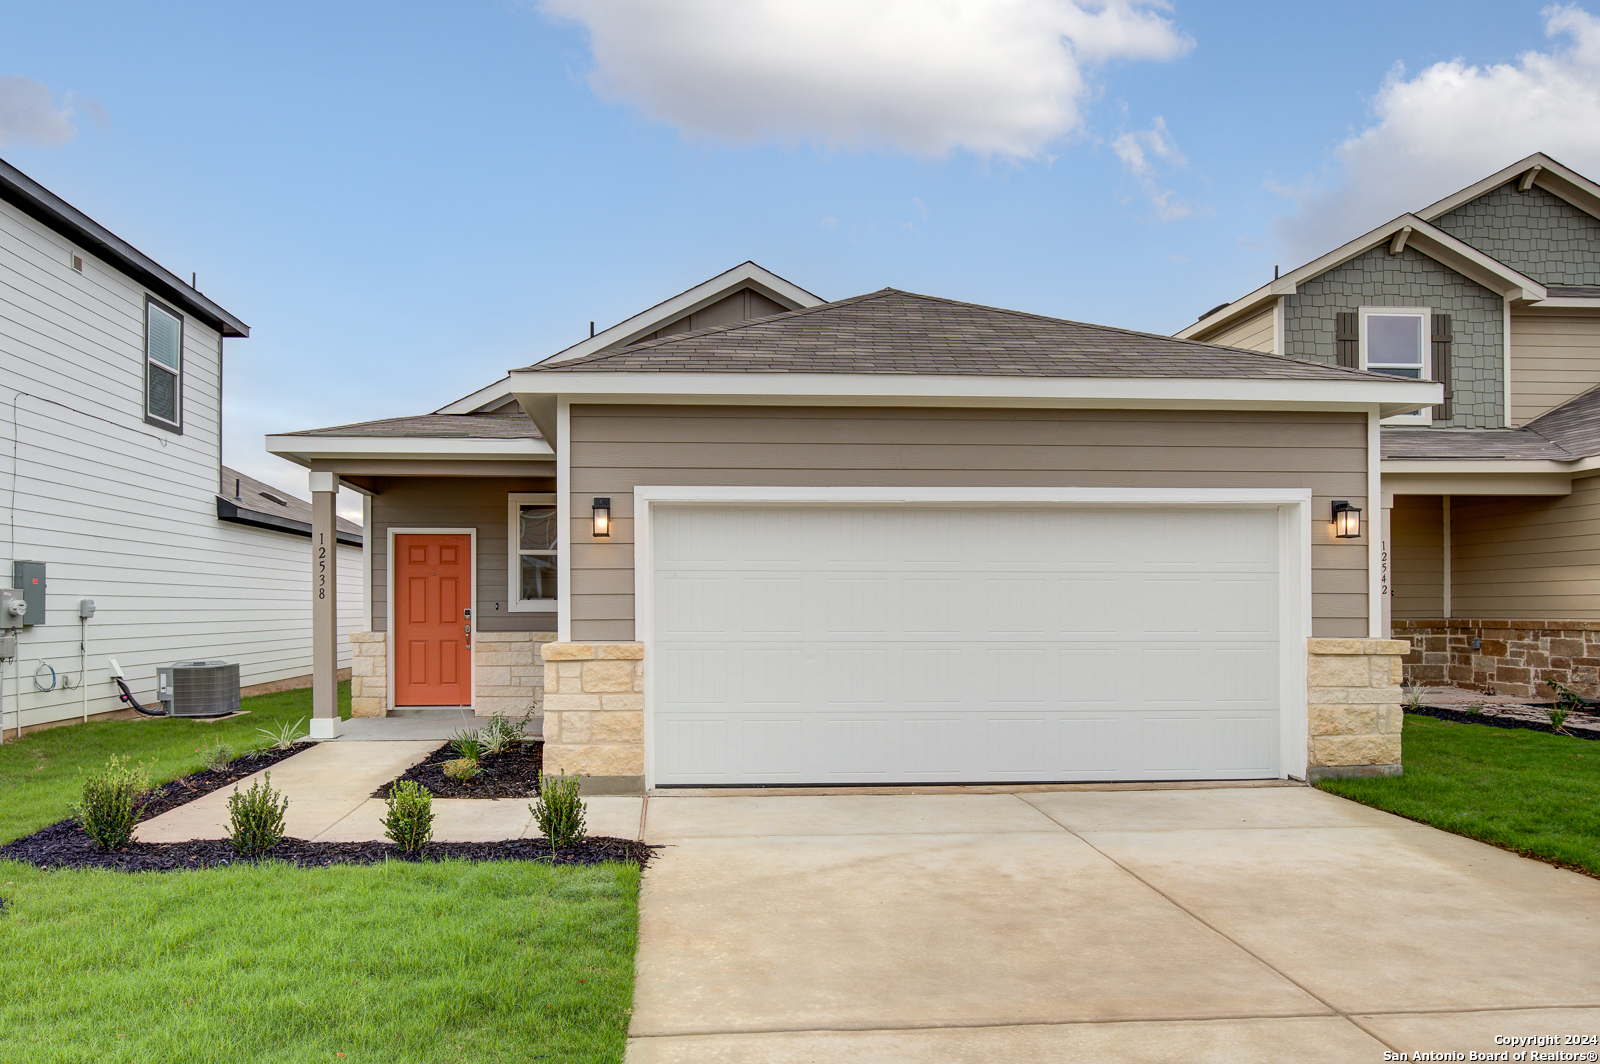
<box><xmin>1335</xmin><ymin>312</ymin><xmax>1359</xmax><ymax>368</ymax></box>
<box><xmin>1431</xmin><ymin>313</ymin><xmax>1453</xmax><ymax>420</ymax></box>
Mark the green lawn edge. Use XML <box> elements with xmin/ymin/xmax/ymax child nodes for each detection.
<box><xmin>0</xmin><ymin>682</ymin><xmax>349</xmax><ymax>845</ymax></box>
<box><xmin>1317</xmin><ymin>712</ymin><xmax>1600</xmax><ymax>879</ymax></box>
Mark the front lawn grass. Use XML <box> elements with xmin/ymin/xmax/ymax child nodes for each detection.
<box><xmin>0</xmin><ymin>682</ymin><xmax>349</xmax><ymax>845</ymax></box>
<box><xmin>1318</xmin><ymin>713</ymin><xmax>1600</xmax><ymax>877</ymax></box>
<box><xmin>0</xmin><ymin>858</ymin><xmax>639</xmax><ymax>1063</ymax></box>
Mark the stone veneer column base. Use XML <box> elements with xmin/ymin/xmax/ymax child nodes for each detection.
<box><xmin>1306</xmin><ymin>637</ymin><xmax>1410</xmax><ymax>783</ymax></box>
<box><xmin>541</xmin><ymin>642</ymin><xmax>645</xmax><ymax>796</ymax></box>
<box><xmin>1393</xmin><ymin>619</ymin><xmax>1600</xmax><ymax>699</ymax></box>
<box><xmin>473</xmin><ymin>631</ymin><xmax>555</xmax><ymax>720</ymax></box>
<box><xmin>349</xmin><ymin>631</ymin><xmax>387</xmax><ymax>718</ymax></box>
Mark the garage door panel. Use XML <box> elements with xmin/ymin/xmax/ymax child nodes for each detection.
<box><xmin>1217</xmin><ymin>717</ymin><xmax>1278</xmax><ymax>771</ymax></box>
<box><xmin>653</xmin><ymin>505</ymin><xmax>1283</xmax><ymax>785</ymax></box>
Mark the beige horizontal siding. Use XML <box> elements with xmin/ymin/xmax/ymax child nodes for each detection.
<box><xmin>369</xmin><ymin>476</ymin><xmax>555</xmax><ymax>633</ymax></box>
<box><xmin>1205</xmin><ymin>306</ymin><xmax>1276</xmax><ymax>354</ymax></box>
<box><xmin>1451</xmin><ymin>477</ymin><xmax>1600</xmax><ymax>619</ymax></box>
<box><xmin>568</xmin><ymin>405</ymin><xmax>1371</xmax><ymax>641</ymax></box>
<box><xmin>1509</xmin><ymin>310</ymin><xmax>1600</xmax><ymax>425</ymax></box>
<box><xmin>1391</xmin><ymin>495</ymin><xmax>1443</xmax><ymax>620</ymax></box>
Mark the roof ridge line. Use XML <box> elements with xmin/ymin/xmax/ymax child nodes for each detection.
<box><xmin>530</xmin><ymin>289</ymin><xmax>897</xmax><ymax>369</ymax></box>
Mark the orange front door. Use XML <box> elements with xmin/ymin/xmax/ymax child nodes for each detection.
<box><xmin>395</xmin><ymin>534</ymin><xmax>472</xmax><ymax>706</ymax></box>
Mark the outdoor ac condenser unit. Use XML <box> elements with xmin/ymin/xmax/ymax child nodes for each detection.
<box><xmin>156</xmin><ymin>661</ymin><xmax>241</xmax><ymax>718</ymax></box>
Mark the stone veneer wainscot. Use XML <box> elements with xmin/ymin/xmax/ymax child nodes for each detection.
<box><xmin>1394</xmin><ymin>619</ymin><xmax>1600</xmax><ymax>700</ymax></box>
<box><xmin>1306</xmin><ymin>638</ymin><xmax>1410</xmax><ymax>781</ymax></box>
<box><xmin>346</xmin><ymin>629</ymin><xmax>554</xmax><ymax>719</ymax></box>
<box><xmin>541</xmin><ymin>642</ymin><xmax>645</xmax><ymax>794</ymax></box>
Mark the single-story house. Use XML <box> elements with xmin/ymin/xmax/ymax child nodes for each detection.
<box><xmin>271</xmin><ymin>265</ymin><xmax>1435</xmax><ymax>792</ymax></box>
<box><xmin>1177</xmin><ymin>153</ymin><xmax>1600</xmax><ymax>700</ymax></box>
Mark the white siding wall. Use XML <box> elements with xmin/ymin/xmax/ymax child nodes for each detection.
<box><xmin>0</xmin><ymin>197</ymin><xmax>361</xmax><ymax>730</ymax></box>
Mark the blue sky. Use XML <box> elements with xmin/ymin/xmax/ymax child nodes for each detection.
<box><xmin>4</xmin><ymin>0</ymin><xmax>1597</xmax><ymax>511</ymax></box>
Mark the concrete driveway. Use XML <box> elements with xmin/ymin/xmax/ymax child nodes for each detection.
<box><xmin>628</xmin><ymin>785</ymin><xmax>1600</xmax><ymax>1063</ymax></box>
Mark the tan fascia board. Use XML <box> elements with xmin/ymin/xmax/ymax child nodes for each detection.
<box><xmin>1415</xmin><ymin>152</ymin><xmax>1600</xmax><ymax>223</ymax></box>
<box><xmin>265</xmin><ymin>434</ymin><xmax>552</xmax><ymax>469</ymax></box>
<box><xmin>1524</xmin><ymin>297</ymin><xmax>1600</xmax><ymax>310</ymax></box>
<box><xmin>1382</xmin><ymin>468</ymin><xmax>1572</xmax><ymax>499</ymax></box>
<box><xmin>509</xmin><ymin>371</ymin><xmax>1441</xmax><ymax>419</ymax></box>
<box><xmin>526</xmin><ymin>263</ymin><xmax>826</xmax><ymax>369</ymax></box>
<box><xmin>1177</xmin><ymin>215</ymin><xmax>1546</xmax><ymax>342</ymax></box>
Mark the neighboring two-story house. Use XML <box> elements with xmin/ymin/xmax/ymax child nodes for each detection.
<box><xmin>1178</xmin><ymin>153</ymin><xmax>1600</xmax><ymax>699</ymax></box>
<box><xmin>0</xmin><ymin>157</ymin><xmax>362</xmax><ymax>734</ymax></box>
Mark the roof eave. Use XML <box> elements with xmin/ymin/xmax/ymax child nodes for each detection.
<box><xmin>0</xmin><ymin>157</ymin><xmax>250</xmax><ymax>337</ymax></box>
<box><xmin>1178</xmin><ymin>214</ymin><xmax>1546</xmax><ymax>341</ymax></box>
<box><xmin>265</xmin><ymin>434</ymin><xmax>555</xmax><ymax>468</ymax></box>
<box><xmin>508</xmin><ymin>369</ymin><xmax>1440</xmax><ymax>419</ymax></box>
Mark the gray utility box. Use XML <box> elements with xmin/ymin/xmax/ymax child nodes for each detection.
<box><xmin>11</xmin><ymin>562</ymin><xmax>43</xmax><ymax>627</ymax></box>
<box><xmin>157</xmin><ymin>661</ymin><xmax>241</xmax><ymax>718</ymax></box>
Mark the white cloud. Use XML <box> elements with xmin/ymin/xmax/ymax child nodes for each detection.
<box><xmin>1112</xmin><ymin>115</ymin><xmax>1193</xmax><ymax>220</ymax></box>
<box><xmin>539</xmin><ymin>0</ymin><xmax>1192</xmax><ymax>158</ymax></box>
<box><xmin>0</xmin><ymin>76</ymin><xmax>92</xmax><ymax>147</ymax></box>
<box><xmin>1273</xmin><ymin>5</ymin><xmax>1600</xmax><ymax>260</ymax></box>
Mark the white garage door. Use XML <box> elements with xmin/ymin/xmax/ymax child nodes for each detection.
<box><xmin>651</xmin><ymin>505</ymin><xmax>1282</xmax><ymax>785</ymax></box>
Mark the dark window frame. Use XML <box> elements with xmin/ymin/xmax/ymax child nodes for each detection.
<box><xmin>143</xmin><ymin>295</ymin><xmax>184</xmax><ymax>434</ymax></box>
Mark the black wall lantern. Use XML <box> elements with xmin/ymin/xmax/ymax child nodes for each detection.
<box><xmin>1331</xmin><ymin>500</ymin><xmax>1362</xmax><ymax>539</ymax></box>
<box><xmin>592</xmin><ymin>497</ymin><xmax>611</xmax><ymax>538</ymax></box>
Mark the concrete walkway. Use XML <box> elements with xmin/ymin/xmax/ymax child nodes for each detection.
<box><xmin>134</xmin><ymin>741</ymin><xmax>643</xmax><ymax>843</ymax></box>
<box><xmin>626</xmin><ymin>786</ymin><xmax>1600</xmax><ymax>1063</ymax></box>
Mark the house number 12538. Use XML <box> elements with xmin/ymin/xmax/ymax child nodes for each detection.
<box><xmin>317</xmin><ymin>533</ymin><xmax>327</xmax><ymax>600</ymax></box>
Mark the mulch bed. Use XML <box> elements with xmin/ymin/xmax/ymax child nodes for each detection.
<box><xmin>0</xmin><ymin>819</ymin><xmax>653</xmax><ymax>872</ymax></box>
<box><xmin>373</xmin><ymin>742</ymin><xmax>543</xmax><ymax>800</ymax></box>
<box><xmin>1406</xmin><ymin>704</ymin><xmax>1600</xmax><ymax>740</ymax></box>
<box><xmin>137</xmin><ymin>743</ymin><xmax>310</xmax><ymax>819</ymax></box>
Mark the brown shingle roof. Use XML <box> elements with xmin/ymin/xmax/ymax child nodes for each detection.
<box><xmin>281</xmin><ymin>414</ymin><xmax>542</xmax><ymax>440</ymax></box>
<box><xmin>1382</xmin><ymin>384</ymin><xmax>1600</xmax><ymax>462</ymax></box>
<box><xmin>218</xmin><ymin>466</ymin><xmax>364</xmax><ymax>542</ymax></box>
<box><xmin>1381</xmin><ymin>428</ymin><xmax>1575</xmax><ymax>460</ymax></box>
<box><xmin>524</xmin><ymin>289</ymin><xmax>1402</xmax><ymax>382</ymax></box>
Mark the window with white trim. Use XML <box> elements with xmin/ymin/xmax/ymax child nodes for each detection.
<box><xmin>144</xmin><ymin>298</ymin><xmax>184</xmax><ymax>431</ymax></box>
<box><xmin>1361</xmin><ymin>306</ymin><xmax>1431</xmax><ymax>425</ymax></box>
<box><xmin>508</xmin><ymin>493</ymin><xmax>557</xmax><ymax>610</ymax></box>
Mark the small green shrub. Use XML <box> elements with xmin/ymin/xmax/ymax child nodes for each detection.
<box><xmin>73</xmin><ymin>755</ymin><xmax>151</xmax><ymax>851</ymax></box>
<box><xmin>384</xmin><ymin>780</ymin><xmax>434</xmax><ymax>853</ymax></box>
<box><xmin>198</xmin><ymin>741</ymin><xmax>233</xmax><ymax>773</ymax></box>
<box><xmin>531</xmin><ymin>772</ymin><xmax>587</xmax><ymax>854</ymax></box>
<box><xmin>256</xmin><ymin>716</ymin><xmax>307</xmax><ymax>751</ymax></box>
<box><xmin>1402</xmin><ymin>683</ymin><xmax>1425</xmax><ymax>712</ymax></box>
<box><xmin>442</xmin><ymin>757</ymin><xmax>480</xmax><ymax>782</ymax></box>
<box><xmin>1549</xmin><ymin>705</ymin><xmax>1572</xmax><ymax>734</ymax></box>
<box><xmin>227</xmin><ymin>772</ymin><xmax>288</xmax><ymax>855</ymax></box>
<box><xmin>1467</xmin><ymin>704</ymin><xmax>1483</xmax><ymax>716</ymax></box>
<box><xmin>449</xmin><ymin>728</ymin><xmax>482</xmax><ymax>762</ymax></box>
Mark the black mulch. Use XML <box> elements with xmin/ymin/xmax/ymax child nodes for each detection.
<box><xmin>1405</xmin><ymin>704</ymin><xmax>1600</xmax><ymax>740</ymax></box>
<box><xmin>373</xmin><ymin>742</ymin><xmax>543</xmax><ymax>800</ymax></box>
<box><xmin>0</xmin><ymin>818</ymin><xmax>654</xmax><ymax>872</ymax></box>
<box><xmin>138</xmin><ymin>744</ymin><xmax>310</xmax><ymax>820</ymax></box>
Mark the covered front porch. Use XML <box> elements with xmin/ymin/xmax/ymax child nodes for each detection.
<box><xmin>267</xmin><ymin>413</ymin><xmax>557</xmax><ymax>739</ymax></box>
<box><xmin>1385</xmin><ymin>449</ymin><xmax>1600</xmax><ymax>698</ymax></box>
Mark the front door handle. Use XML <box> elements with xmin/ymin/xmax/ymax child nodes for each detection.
<box><xmin>464</xmin><ymin>624</ymin><xmax>472</xmax><ymax>648</ymax></box>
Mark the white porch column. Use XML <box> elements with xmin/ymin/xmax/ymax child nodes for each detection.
<box><xmin>309</xmin><ymin>471</ymin><xmax>341</xmax><ymax>739</ymax></box>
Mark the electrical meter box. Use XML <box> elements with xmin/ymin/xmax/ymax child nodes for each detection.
<box><xmin>0</xmin><ymin>589</ymin><xmax>25</xmax><ymax>630</ymax></box>
<box><xmin>11</xmin><ymin>561</ymin><xmax>43</xmax><ymax>627</ymax></box>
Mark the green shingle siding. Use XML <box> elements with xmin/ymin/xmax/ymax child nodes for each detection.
<box><xmin>1433</xmin><ymin>182</ymin><xmax>1600</xmax><ymax>286</ymax></box>
<box><xmin>1283</xmin><ymin>244</ymin><xmax>1503</xmax><ymax>429</ymax></box>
